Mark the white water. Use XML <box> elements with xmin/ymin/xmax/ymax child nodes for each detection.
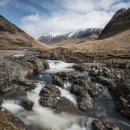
<box><xmin>13</xmin><ymin>54</ymin><xmax>25</xmax><ymax>57</ymax></box>
<box><xmin>2</xmin><ymin>82</ymin><xmax>84</xmax><ymax>130</ymax></box>
<box><xmin>46</xmin><ymin>60</ymin><xmax>75</xmax><ymax>73</ymax></box>
<box><xmin>63</xmin><ymin>82</ymin><xmax>72</xmax><ymax>90</ymax></box>
<box><xmin>2</xmin><ymin>100</ymin><xmax>24</xmax><ymax>114</ymax></box>
<box><xmin>58</xmin><ymin>87</ymin><xmax>77</xmax><ymax>106</ymax></box>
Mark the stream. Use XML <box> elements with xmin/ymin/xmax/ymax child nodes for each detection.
<box><xmin>1</xmin><ymin>60</ymin><xmax>130</xmax><ymax>130</ymax></box>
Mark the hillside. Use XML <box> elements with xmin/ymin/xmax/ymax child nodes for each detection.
<box><xmin>99</xmin><ymin>8</ymin><xmax>130</xmax><ymax>39</ymax></box>
<box><xmin>0</xmin><ymin>15</ymin><xmax>48</xmax><ymax>49</ymax></box>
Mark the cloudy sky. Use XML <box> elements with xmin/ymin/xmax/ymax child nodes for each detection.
<box><xmin>0</xmin><ymin>0</ymin><xmax>130</xmax><ymax>38</ymax></box>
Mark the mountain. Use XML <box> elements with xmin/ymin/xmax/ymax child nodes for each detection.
<box><xmin>54</xmin><ymin>8</ymin><xmax>130</xmax><ymax>54</ymax></box>
<box><xmin>0</xmin><ymin>15</ymin><xmax>47</xmax><ymax>49</ymax></box>
<box><xmin>39</xmin><ymin>28</ymin><xmax>102</xmax><ymax>44</ymax></box>
<box><xmin>99</xmin><ymin>8</ymin><xmax>130</xmax><ymax>39</ymax></box>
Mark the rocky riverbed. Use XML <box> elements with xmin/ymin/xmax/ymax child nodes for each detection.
<box><xmin>0</xmin><ymin>50</ymin><xmax>130</xmax><ymax>130</ymax></box>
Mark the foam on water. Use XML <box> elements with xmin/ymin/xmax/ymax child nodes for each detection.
<box><xmin>46</xmin><ymin>60</ymin><xmax>75</xmax><ymax>73</ymax></box>
<box><xmin>13</xmin><ymin>54</ymin><xmax>25</xmax><ymax>57</ymax></box>
<box><xmin>2</xmin><ymin>100</ymin><xmax>25</xmax><ymax>114</ymax></box>
<box><xmin>63</xmin><ymin>82</ymin><xmax>72</xmax><ymax>90</ymax></box>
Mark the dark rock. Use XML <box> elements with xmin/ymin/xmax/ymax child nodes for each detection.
<box><xmin>20</xmin><ymin>99</ymin><xmax>34</xmax><ymax>111</ymax></box>
<box><xmin>0</xmin><ymin>56</ymin><xmax>46</xmax><ymax>94</ymax></box>
<box><xmin>54</xmin><ymin>97</ymin><xmax>83</xmax><ymax>115</ymax></box>
<box><xmin>73</xmin><ymin>64</ymin><xmax>86</xmax><ymax>72</ymax></box>
<box><xmin>92</xmin><ymin>76</ymin><xmax>113</xmax><ymax>86</ymax></box>
<box><xmin>89</xmin><ymin>66</ymin><xmax>102</xmax><ymax>77</ymax></box>
<box><xmin>71</xmin><ymin>83</ymin><xmax>101</xmax><ymax>98</ymax></box>
<box><xmin>117</xmin><ymin>96</ymin><xmax>130</xmax><ymax>118</ymax></box>
<box><xmin>52</xmin><ymin>75</ymin><xmax>64</xmax><ymax>87</ymax></box>
<box><xmin>0</xmin><ymin>106</ymin><xmax>27</xmax><ymax>130</ymax></box>
<box><xmin>71</xmin><ymin>85</ymin><xmax>85</xmax><ymax>96</ymax></box>
<box><xmin>39</xmin><ymin>85</ymin><xmax>60</xmax><ymax>107</ymax></box>
<box><xmin>53</xmin><ymin>72</ymin><xmax>87</xmax><ymax>87</ymax></box>
<box><xmin>92</xmin><ymin>119</ymin><xmax>121</xmax><ymax>130</ymax></box>
<box><xmin>86</xmin><ymin>83</ymin><xmax>101</xmax><ymax>97</ymax></box>
<box><xmin>0</xmin><ymin>96</ymin><xmax>3</xmax><ymax>105</ymax></box>
<box><xmin>106</xmin><ymin>61</ymin><xmax>130</xmax><ymax>69</ymax></box>
<box><xmin>42</xmin><ymin>61</ymin><xmax>50</xmax><ymax>69</ymax></box>
<box><xmin>78</xmin><ymin>93</ymin><xmax>93</xmax><ymax>112</ymax></box>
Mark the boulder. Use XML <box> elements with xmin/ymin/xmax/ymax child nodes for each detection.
<box><xmin>73</xmin><ymin>64</ymin><xmax>86</xmax><ymax>72</ymax></box>
<box><xmin>0</xmin><ymin>96</ymin><xmax>3</xmax><ymax>105</ymax></box>
<box><xmin>52</xmin><ymin>75</ymin><xmax>64</xmax><ymax>87</ymax></box>
<box><xmin>20</xmin><ymin>99</ymin><xmax>34</xmax><ymax>111</ymax></box>
<box><xmin>0</xmin><ymin>106</ymin><xmax>27</xmax><ymax>130</ymax></box>
<box><xmin>92</xmin><ymin>119</ymin><xmax>121</xmax><ymax>130</ymax></box>
<box><xmin>39</xmin><ymin>85</ymin><xmax>60</xmax><ymax>107</ymax></box>
<box><xmin>117</xmin><ymin>96</ymin><xmax>130</xmax><ymax>118</ymax></box>
<box><xmin>71</xmin><ymin>83</ymin><xmax>101</xmax><ymax>98</ymax></box>
<box><xmin>78</xmin><ymin>93</ymin><xmax>93</xmax><ymax>112</ymax></box>
<box><xmin>54</xmin><ymin>97</ymin><xmax>83</xmax><ymax>115</ymax></box>
<box><xmin>92</xmin><ymin>76</ymin><xmax>113</xmax><ymax>86</ymax></box>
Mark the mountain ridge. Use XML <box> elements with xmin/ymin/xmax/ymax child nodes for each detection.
<box><xmin>39</xmin><ymin>28</ymin><xmax>102</xmax><ymax>44</ymax></box>
<box><xmin>99</xmin><ymin>8</ymin><xmax>130</xmax><ymax>39</ymax></box>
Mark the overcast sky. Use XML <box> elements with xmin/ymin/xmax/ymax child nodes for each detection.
<box><xmin>0</xmin><ymin>0</ymin><xmax>130</xmax><ymax>38</ymax></box>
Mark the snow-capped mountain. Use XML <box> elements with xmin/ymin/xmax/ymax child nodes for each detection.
<box><xmin>38</xmin><ymin>28</ymin><xmax>102</xmax><ymax>44</ymax></box>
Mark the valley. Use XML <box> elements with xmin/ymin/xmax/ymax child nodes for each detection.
<box><xmin>0</xmin><ymin>6</ymin><xmax>130</xmax><ymax>130</ymax></box>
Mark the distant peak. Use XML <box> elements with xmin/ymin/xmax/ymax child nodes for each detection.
<box><xmin>39</xmin><ymin>28</ymin><xmax>102</xmax><ymax>44</ymax></box>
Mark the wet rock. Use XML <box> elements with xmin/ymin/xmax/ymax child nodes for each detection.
<box><xmin>12</xmin><ymin>78</ymin><xmax>36</xmax><ymax>90</ymax></box>
<box><xmin>78</xmin><ymin>93</ymin><xmax>93</xmax><ymax>112</ymax></box>
<box><xmin>73</xmin><ymin>64</ymin><xmax>86</xmax><ymax>72</ymax></box>
<box><xmin>106</xmin><ymin>61</ymin><xmax>130</xmax><ymax>69</ymax></box>
<box><xmin>86</xmin><ymin>83</ymin><xmax>101</xmax><ymax>97</ymax></box>
<box><xmin>71</xmin><ymin>85</ymin><xmax>85</xmax><ymax>96</ymax></box>
<box><xmin>10</xmin><ymin>55</ymin><xmax>49</xmax><ymax>74</ymax></box>
<box><xmin>117</xmin><ymin>79</ymin><xmax>130</xmax><ymax>96</ymax></box>
<box><xmin>52</xmin><ymin>75</ymin><xmax>64</xmax><ymax>87</ymax></box>
<box><xmin>71</xmin><ymin>83</ymin><xmax>101</xmax><ymax>98</ymax></box>
<box><xmin>42</xmin><ymin>60</ymin><xmax>50</xmax><ymax>69</ymax></box>
<box><xmin>54</xmin><ymin>97</ymin><xmax>83</xmax><ymax>115</ymax></box>
<box><xmin>53</xmin><ymin>72</ymin><xmax>86</xmax><ymax>87</ymax></box>
<box><xmin>102</xmin><ymin>67</ymin><xmax>115</xmax><ymax>78</ymax></box>
<box><xmin>0</xmin><ymin>106</ymin><xmax>27</xmax><ymax>130</ymax></box>
<box><xmin>92</xmin><ymin>76</ymin><xmax>113</xmax><ymax>86</ymax></box>
<box><xmin>92</xmin><ymin>119</ymin><xmax>121</xmax><ymax>130</ymax></box>
<box><xmin>0</xmin><ymin>79</ymin><xmax>36</xmax><ymax>95</ymax></box>
<box><xmin>0</xmin><ymin>96</ymin><xmax>3</xmax><ymax>105</ymax></box>
<box><xmin>89</xmin><ymin>65</ymin><xmax>102</xmax><ymax>77</ymax></box>
<box><xmin>39</xmin><ymin>85</ymin><xmax>60</xmax><ymax>107</ymax></box>
<box><xmin>117</xmin><ymin>96</ymin><xmax>130</xmax><ymax>118</ymax></box>
<box><xmin>0</xmin><ymin>56</ymin><xmax>47</xmax><ymax>94</ymax></box>
<box><xmin>20</xmin><ymin>99</ymin><xmax>34</xmax><ymax>111</ymax></box>
<box><xmin>109</xmin><ymin>79</ymin><xmax>130</xmax><ymax>118</ymax></box>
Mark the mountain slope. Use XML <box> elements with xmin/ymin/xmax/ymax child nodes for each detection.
<box><xmin>99</xmin><ymin>8</ymin><xmax>130</xmax><ymax>39</ymax></box>
<box><xmin>55</xmin><ymin>29</ymin><xmax>130</xmax><ymax>54</ymax></box>
<box><xmin>0</xmin><ymin>15</ymin><xmax>47</xmax><ymax>49</ymax></box>
<box><xmin>39</xmin><ymin>28</ymin><xmax>102</xmax><ymax>44</ymax></box>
